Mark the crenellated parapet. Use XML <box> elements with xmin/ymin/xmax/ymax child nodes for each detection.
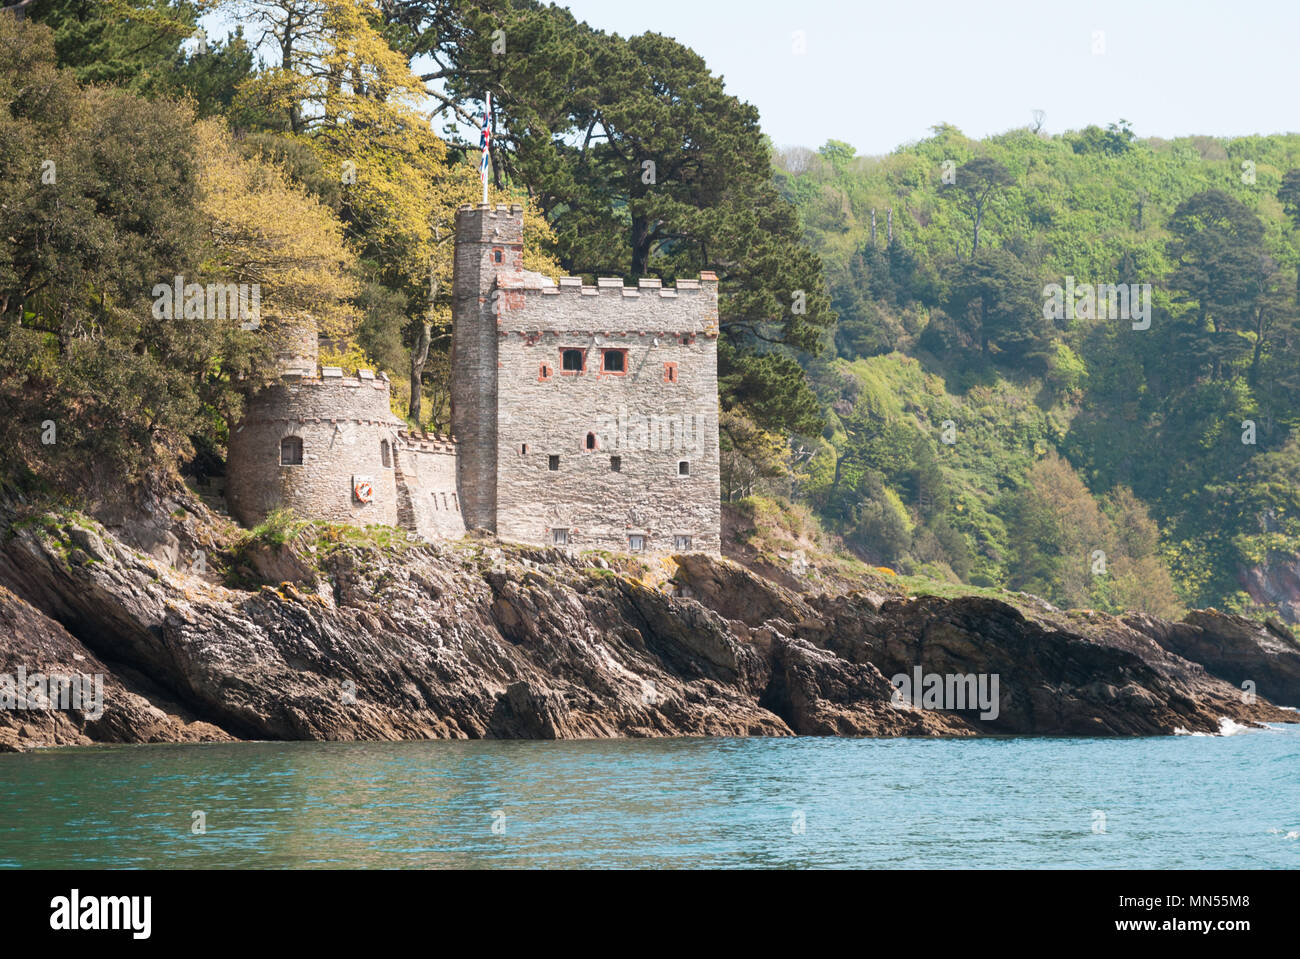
<box><xmin>394</xmin><ymin>430</ymin><xmax>457</xmax><ymax>453</ymax></box>
<box><xmin>493</xmin><ymin>272</ymin><xmax>720</xmax><ymax>340</ymax></box>
<box><xmin>238</xmin><ymin>368</ymin><xmax>402</xmax><ymax>428</ymax></box>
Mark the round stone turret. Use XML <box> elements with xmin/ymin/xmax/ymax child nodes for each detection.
<box><xmin>226</xmin><ymin>370</ymin><xmax>404</xmax><ymax>528</ymax></box>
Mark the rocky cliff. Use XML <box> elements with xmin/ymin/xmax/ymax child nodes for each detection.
<box><xmin>1241</xmin><ymin>555</ymin><xmax>1300</xmax><ymax>625</ymax></box>
<box><xmin>0</xmin><ymin>484</ymin><xmax>1296</xmax><ymax>752</ymax></box>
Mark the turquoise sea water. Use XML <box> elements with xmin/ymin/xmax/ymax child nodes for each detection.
<box><xmin>1</xmin><ymin>727</ymin><xmax>1297</xmax><ymax>868</ymax></box>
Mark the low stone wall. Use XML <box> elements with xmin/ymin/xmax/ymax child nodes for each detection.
<box><xmin>394</xmin><ymin>433</ymin><xmax>465</xmax><ymax>540</ymax></box>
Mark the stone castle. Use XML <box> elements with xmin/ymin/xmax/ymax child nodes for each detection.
<box><xmin>226</xmin><ymin>203</ymin><xmax>722</xmax><ymax>555</ymax></box>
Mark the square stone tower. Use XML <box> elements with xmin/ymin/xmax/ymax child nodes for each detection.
<box><xmin>451</xmin><ymin>203</ymin><xmax>523</xmax><ymax>532</ymax></box>
<box><xmin>450</xmin><ymin>203</ymin><xmax>722</xmax><ymax>555</ymax></box>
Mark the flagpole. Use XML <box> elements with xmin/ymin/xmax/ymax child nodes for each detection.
<box><xmin>481</xmin><ymin>92</ymin><xmax>491</xmax><ymax>206</ymax></box>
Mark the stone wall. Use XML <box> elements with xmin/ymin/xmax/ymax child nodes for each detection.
<box><xmin>394</xmin><ymin>433</ymin><xmax>465</xmax><ymax>539</ymax></box>
<box><xmin>491</xmin><ymin>274</ymin><xmax>722</xmax><ymax>555</ymax></box>
<box><xmin>275</xmin><ymin>322</ymin><xmax>319</xmax><ymax>376</ymax></box>
<box><xmin>227</xmin><ymin>370</ymin><xmax>405</xmax><ymax>529</ymax></box>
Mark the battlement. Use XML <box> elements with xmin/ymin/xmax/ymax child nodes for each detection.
<box><xmin>456</xmin><ymin>203</ymin><xmax>525</xmax><ymax>215</ymax></box>
<box><xmin>237</xmin><ymin>369</ymin><xmax>403</xmax><ymax>434</ymax></box>
<box><xmin>454</xmin><ymin>203</ymin><xmax>525</xmax><ymax>246</ymax></box>
<box><xmin>493</xmin><ymin>269</ymin><xmax>720</xmax><ymax>337</ymax></box>
<box><xmin>505</xmin><ymin>273</ymin><xmax>719</xmax><ymax>300</ymax></box>
<box><xmin>279</xmin><ymin>367</ymin><xmax>395</xmax><ymax>392</ymax></box>
<box><xmin>395</xmin><ymin>430</ymin><xmax>457</xmax><ymax>453</ymax></box>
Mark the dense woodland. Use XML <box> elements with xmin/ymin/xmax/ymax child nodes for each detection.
<box><xmin>777</xmin><ymin>126</ymin><xmax>1300</xmax><ymax>618</ymax></box>
<box><xmin>2</xmin><ymin>0</ymin><xmax>1299</xmax><ymax>620</ymax></box>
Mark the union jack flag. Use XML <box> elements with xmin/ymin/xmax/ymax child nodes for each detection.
<box><xmin>479</xmin><ymin>93</ymin><xmax>492</xmax><ymax>195</ymax></box>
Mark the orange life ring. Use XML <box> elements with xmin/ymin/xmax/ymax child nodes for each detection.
<box><xmin>354</xmin><ymin>479</ymin><xmax>374</xmax><ymax>503</ymax></box>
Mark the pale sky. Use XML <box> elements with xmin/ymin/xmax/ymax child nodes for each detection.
<box><xmin>200</xmin><ymin>0</ymin><xmax>1300</xmax><ymax>157</ymax></box>
<box><xmin>559</xmin><ymin>0</ymin><xmax>1300</xmax><ymax>155</ymax></box>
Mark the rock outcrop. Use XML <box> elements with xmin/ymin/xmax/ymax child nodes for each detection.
<box><xmin>1241</xmin><ymin>555</ymin><xmax>1300</xmax><ymax>624</ymax></box>
<box><xmin>0</xmin><ymin>490</ymin><xmax>1294</xmax><ymax>752</ymax></box>
<box><xmin>0</xmin><ymin>584</ymin><xmax>229</xmax><ymax>753</ymax></box>
<box><xmin>1124</xmin><ymin>609</ymin><xmax>1300</xmax><ymax>707</ymax></box>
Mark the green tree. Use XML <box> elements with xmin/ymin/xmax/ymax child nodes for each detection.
<box><xmin>1068</xmin><ymin>119</ymin><xmax>1135</xmax><ymax>156</ymax></box>
<box><xmin>168</xmin><ymin>25</ymin><xmax>255</xmax><ymax>117</ymax></box>
<box><xmin>27</xmin><ymin>0</ymin><xmax>200</xmax><ymax>90</ymax></box>
<box><xmin>1277</xmin><ymin>169</ymin><xmax>1300</xmax><ymax>297</ymax></box>
<box><xmin>941</xmin><ymin>155</ymin><xmax>1013</xmax><ymax>257</ymax></box>
<box><xmin>0</xmin><ymin>14</ymin><xmax>212</xmax><ymax>485</ymax></box>
<box><xmin>826</xmin><ymin>398</ymin><xmax>912</xmax><ymax>511</ymax></box>
<box><xmin>941</xmin><ymin>249</ymin><xmax>1046</xmax><ymax>361</ymax></box>
<box><xmin>1166</xmin><ymin>189</ymin><xmax>1266</xmax><ymax>378</ymax></box>
<box><xmin>718</xmin><ymin>346</ymin><xmax>824</xmax><ymax>440</ymax></box>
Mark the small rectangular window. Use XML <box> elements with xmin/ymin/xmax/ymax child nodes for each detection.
<box><xmin>674</xmin><ymin>535</ymin><xmax>692</xmax><ymax>551</ymax></box>
<box><xmin>610</xmin><ymin>456</ymin><xmax>621</xmax><ymax>472</ymax></box>
<box><xmin>561</xmin><ymin>348</ymin><xmax>585</xmax><ymax>372</ymax></box>
<box><xmin>601</xmin><ymin>349</ymin><xmax>627</xmax><ymax>373</ymax></box>
<box><xmin>678</xmin><ymin>460</ymin><xmax>689</xmax><ymax>476</ymax></box>
<box><xmin>280</xmin><ymin>436</ymin><xmax>303</xmax><ymax>466</ymax></box>
<box><xmin>628</xmin><ymin>534</ymin><xmax>645</xmax><ymax>552</ymax></box>
<box><xmin>552</xmin><ymin>528</ymin><xmax>569</xmax><ymax>546</ymax></box>
<box><xmin>548</xmin><ymin>455</ymin><xmax>560</xmax><ymax>471</ymax></box>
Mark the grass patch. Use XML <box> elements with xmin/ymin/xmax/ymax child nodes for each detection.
<box><xmin>247</xmin><ymin>507</ymin><xmax>299</xmax><ymax>548</ymax></box>
<box><xmin>895</xmin><ymin>574</ymin><xmax>1010</xmax><ymax>602</ymax></box>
